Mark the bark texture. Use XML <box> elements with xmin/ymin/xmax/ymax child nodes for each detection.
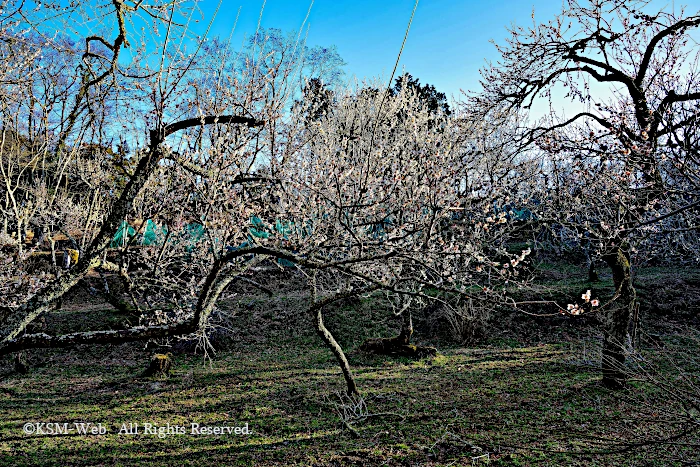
<box><xmin>601</xmin><ymin>246</ymin><xmax>636</xmax><ymax>389</ymax></box>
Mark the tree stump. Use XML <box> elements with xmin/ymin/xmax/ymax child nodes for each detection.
<box><xmin>14</xmin><ymin>353</ymin><xmax>28</xmax><ymax>374</ymax></box>
<box><xmin>141</xmin><ymin>353</ymin><xmax>172</xmax><ymax>378</ymax></box>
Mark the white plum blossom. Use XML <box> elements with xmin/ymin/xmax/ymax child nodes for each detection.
<box><xmin>582</xmin><ymin>290</ymin><xmax>591</xmax><ymax>302</ymax></box>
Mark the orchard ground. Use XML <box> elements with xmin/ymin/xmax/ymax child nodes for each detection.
<box><xmin>0</xmin><ymin>263</ymin><xmax>698</xmax><ymax>466</ymax></box>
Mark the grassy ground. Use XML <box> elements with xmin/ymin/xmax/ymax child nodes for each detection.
<box><xmin>0</xmin><ymin>266</ymin><xmax>698</xmax><ymax>466</ymax></box>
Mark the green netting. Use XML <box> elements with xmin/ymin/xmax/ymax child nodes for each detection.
<box><xmin>141</xmin><ymin>219</ymin><xmax>168</xmax><ymax>246</ymax></box>
<box><xmin>110</xmin><ymin>219</ymin><xmax>170</xmax><ymax>248</ymax></box>
<box><xmin>249</xmin><ymin>216</ymin><xmax>270</xmax><ymax>239</ymax></box>
<box><xmin>184</xmin><ymin>223</ymin><xmax>205</xmax><ymax>242</ymax></box>
<box><xmin>244</xmin><ymin>217</ymin><xmax>300</xmax><ymax>267</ymax></box>
<box><xmin>275</xmin><ymin>219</ymin><xmax>294</xmax><ymax>238</ymax></box>
<box><xmin>183</xmin><ymin>223</ymin><xmax>205</xmax><ymax>252</ymax></box>
<box><xmin>110</xmin><ymin>221</ymin><xmax>136</xmax><ymax>248</ymax></box>
<box><xmin>110</xmin><ymin>214</ymin><xmax>386</xmax><ymax>257</ymax></box>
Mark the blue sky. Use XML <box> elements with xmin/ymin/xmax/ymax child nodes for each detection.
<box><xmin>194</xmin><ymin>0</ymin><xmax>567</xmax><ymax>99</ymax></box>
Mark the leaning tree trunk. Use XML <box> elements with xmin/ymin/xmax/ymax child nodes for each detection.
<box><xmin>313</xmin><ymin>304</ymin><xmax>358</xmax><ymax>396</ymax></box>
<box><xmin>0</xmin><ymin>115</ymin><xmax>262</xmax><ymax>344</ymax></box>
<box><xmin>601</xmin><ymin>246</ymin><xmax>636</xmax><ymax>389</ymax></box>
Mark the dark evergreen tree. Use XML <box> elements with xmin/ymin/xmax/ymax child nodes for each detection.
<box><xmin>391</xmin><ymin>73</ymin><xmax>451</xmax><ymax>116</ymax></box>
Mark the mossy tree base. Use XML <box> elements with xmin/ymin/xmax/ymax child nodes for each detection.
<box><xmin>141</xmin><ymin>353</ymin><xmax>172</xmax><ymax>378</ymax></box>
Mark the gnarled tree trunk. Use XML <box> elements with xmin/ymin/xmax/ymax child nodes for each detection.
<box><xmin>601</xmin><ymin>246</ymin><xmax>636</xmax><ymax>389</ymax></box>
<box><xmin>397</xmin><ymin>310</ymin><xmax>413</xmax><ymax>345</ymax></box>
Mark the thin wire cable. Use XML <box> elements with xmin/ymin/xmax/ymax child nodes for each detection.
<box><xmin>364</xmin><ymin>0</ymin><xmax>419</xmax><ymax>187</ymax></box>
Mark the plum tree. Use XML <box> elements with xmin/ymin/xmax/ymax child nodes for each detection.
<box><xmin>470</xmin><ymin>0</ymin><xmax>700</xmax><ymax>387</ymax></box>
